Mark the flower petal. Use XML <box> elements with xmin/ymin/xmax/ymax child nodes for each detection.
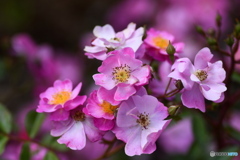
<box><xmin>57</xmin><ymin>122</ymin><xmax>86</xmax><ymax>150</ymax></box>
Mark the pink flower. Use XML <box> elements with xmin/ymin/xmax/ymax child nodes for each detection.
<box><xmin>85</xmin><ymin>87</ymin><xmax>120</xmax><ymax>131</ymax></box>
<box><xmin>93</xmin><ymin>47</ymin><xmax>150</xmax><ymax>101</ymax></box>
<box><xmin>159</xmin><ymin>118</ymin><xmax>193</xmax><ymax>154</ymax></box>
<box><xmin>144</xmin><ymin>28</ymin><xmax>184</xmax><ymax>61</ymax></box>
<box><xmin>84</xmin><ymin>23</ymin><xmax>144</xmax><ymax>60</ymax></box>
<box><xmin>50</xmin><ymin>107</ymin><xmax>103</xmax><ymax>150</ymax></box>
<box><xmin>113</xmin><ymin>94</ymin><xmax>170</xmax><ymax>156</ymax></box>
<box><xmin>37</xmin><ymin>79</ymin><xmax>87</xmax><ymax>121</ymax></box>
<box><xmin>169</xmin><ymin>47</ymin><xmax>227</xmax><ymax>112</ymax></box>
<box><xmin>86</xmin><ymin>87</ymin><xmax>120</xmax><ymax>120</ymax></box>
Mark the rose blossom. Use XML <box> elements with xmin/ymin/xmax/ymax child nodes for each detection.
<box><xmin>169</xmin><ymin>47</ymin><xmax>227</xmax><ymax>112</ymax></box>
<box><xmin>37</xmin><ymin>79</ymin><xmax>87</xmax><ymax>121</ymax></box>
<box><xmin>113</xmin><ymin>94</ymin><xmax>170</xmax><ymax>156</ymax></box>
<box><xmin>84</xmin><ymin>23</ymin><xmax>144</xmax><ymax>60</ymax></box>
<box><xmin>93</xmin><ymin>47</ymin><xmax>150</xmax><ymax>101</ymax></box>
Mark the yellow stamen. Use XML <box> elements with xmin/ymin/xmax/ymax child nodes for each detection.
<box><xmin>112</xmin><ymin>64</ymin><xmax>131</xmax><ymax>83</ymax></box>
<box><xmin>153</xmin><ymin>37</ymin><xmax>169</xmax><ymax>49</ymax></box>
<box><xmin>194</xmin><ymin>70</ymin><xmax>208</xmax><ymax>81</ymax></box>
<box><xmin>100</xmin><ymin>101</ymin><xmax>118</xmax><ymax>115</ymax></box>
<box><xmin>50</xmin><ymin>91</ymin><xmax>71</xmax><ymax>105</ymax></box>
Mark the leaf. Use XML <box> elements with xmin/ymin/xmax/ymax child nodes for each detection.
<box><xmin>190</xmin><ymin>112</ymin><xmax>211</xmax><ymax>159</ymax></box>
<box><xmin>0</xmin><ymin>135</ymin><xmax>8</xmax><ymax>155</ymax></box>
<box><xmin>25</xmin><ymin>110</ymin><xmax>45</xmax><ymax>138</ymax></box>
<box><xmin>0</xmin><ymin>103</ymin><xmax>12</xmax><ymax>134</ymax></box>
<box><xmin>20</xmin><ymin>143</ymin><xmax>30</xmax><ymax>160</ymax></box>
<box><xmin>44</xmin><ymin>151</ymin><xmax>59</xmax><ymax>160</ymax></box>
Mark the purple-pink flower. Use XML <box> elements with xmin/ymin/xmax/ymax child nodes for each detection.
<box><xmin>51</xmin><ymin>107</ymin><xmax>103</xmax><ymax>150</ymax></box>
<box><xmin>169</xmin><ymin>47</ymin><xmax>227</xmax><ymax>112</ymax></box>
<box><xmin>113</xmin><ymin>94</ymin><xmax>169</xmax><ymax>156</ymax></box>
<box><xmin>84</xmin><ymin>23</ymin><xmax>144</xmax><ymax>60</ymax></box>
<box><xmin>37</xmin><ymin>79</ymin><xmax>87</xmax><ymax>121</ymax></box>
<box><xmin>144</xmin><ymin>28</ymin><xmax>184</xmax><ymax>61</ymax></box>
<box><xmin>93</xmin><ymin>47</ymin><xmax>150</xmax><ymax>101</ymax></box>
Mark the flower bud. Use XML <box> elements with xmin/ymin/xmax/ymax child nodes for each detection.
<box><xmin>166</xmin><ymin>41</ymin><xmax>176</xmax><ymax>62</ymax></box>
<box><xmin>225</xmin><ymin>36</ymin><xmax>234</xmax><ymax>47</ymax></box>
<box><xmin>216</xmin><ymin>13</ymin><xmax>222</xmax><ymax>27</ymax></box>
<box><xmin>175</xmin><ymin>80</ymin><xmax>183</xmax><ymax>90</ymax></box>
<box><xmin>234</xmin><ymin>23</ymin><xmax>240</xmax><ymax>38</ymax></box>
<box><xmin>195</xmin><ymin>25</ymin><xmax>205</xmax><ymax>36</ymax></box>
<box><xmin>207</xmin><ymin>37</ymin><xmax>217</xmax><ymax>46</ymax></box>
<box><xmin>168</xmin><ymin>105</ymin><xmax>180</xmax><ymax>116</ymax></box>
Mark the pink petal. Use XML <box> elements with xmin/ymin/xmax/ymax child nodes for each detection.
<box><xmin>83</xmin><ymin>117</ymin><xmax>104</xmax><ymax>142</ymax></box>
<box><xmin>194</xmin><ymin>47</ymin><xmax>213</xmax><ymax>69</ymax></box>
<box><xmin>57</xmin><ymin>122</ymin><xmax>86</xmax><ymax>150</ymax></box>
<box><xmin>181</xmin><ymin>84</ymin><xmax>205</xmax><ymax>112</ymax></box>
<box><xmin>114</xmin><ymin>85</ymin><xmax>136</xmax><ymax>101</ymax></box>
<box><xmin>93</xmin><ymin>74</ymin><xmax>116</xmax><ymax>90</ymax></box>
<box><xmin>50</xmin><ymin>108</ymin><xmax>70</xmax><ymax>121</ymax></box>
<box><xmin>51</xmin><ymin>119</ymin><xmax>74</xmax><ymax>136</ymax></box>
<box><xmin>71</xmin><ymin>82</ymin><xmax>82</xmax><ymax>99</ymax></box>
<box><xmin>64</xmin><ymin>96</ymin><xmax>87</xmax><ymax>111</ymax></box>
<box><xmin>132</xmin><ymin>65</ymin><xmax>150</xmax><ymax>86</ymax></box>
<box><xmin>201</xmin><ymin>83</ymin><xmax>226</xmax><ymax>101</ymax></box>
<box><xmin>117</xmin><ymin>101</ymin><xmax>139</xmax><ymax>128</ymax></box>
<box><xmin>93</xmin><ymin>24</ymin><xmax>115</xmax><ymax>39</ymax></box>
<box><xmin>132</xmin><ymin>95</ymin><xmax>158</xmax><ymax>114</ymax></box>
<box><xmin>93</xmin><ymin>118</ymin><xmax>115</xmax><ymax>131</ymax></box>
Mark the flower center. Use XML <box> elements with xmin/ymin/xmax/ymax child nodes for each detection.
<box><xmin>136</xmin><ymin>112</ymin><xmax>150</xmax><ymax>129</ymax></box>
<box><xmin>112</xmin><ymin>64</ymin><xmax>131</xmax><ymax>83</ymax></box>
<box><xmin>194</xmin><ymin>70</ymin><xmax>208</xmax><ymax>81</ymax></box>
<box><xmin>100</xmin><ymin>101</ymin><xmax>118</xmax><ymax>115</ymax></box>
<box><xmin>50</xmin><ymin>91</ymin><xmax>71</xmax><ymax>105</ymax></box>
<box><xmin>72</xmin><ymin>111</ymin><xmax>85</xmax><ymax>121</ymax></box>
<box><xmin>153</xmin><ymin>37</ymin><xmax>169</xmax><ymax>49</ymax></box>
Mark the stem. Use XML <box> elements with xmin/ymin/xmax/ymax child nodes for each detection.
<box><xmin>0</xmin><ymin>132</ymin><xmax>59</xmax><ymax>153</ymax></box>
<box><xmin>95</xmin><ymin>137</ymin><xmax>119</xmax><ymax>160</ymax></box>
<box><xmin>164</xmin><ymin>78</ymin><xmax>172</xmax><ymax>95</ymax></box>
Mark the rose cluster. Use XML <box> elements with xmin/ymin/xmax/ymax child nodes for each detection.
<box><xmin>36</xmin><ymin>22</ymin><xmax>226</xmax><ymax>156</ymax></box>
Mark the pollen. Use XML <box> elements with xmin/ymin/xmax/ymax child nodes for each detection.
<box><xmin>153</xmin><ymin>37</ymin><xmax>169</xmax><ymax>49</ymax></box>
<box><xmin>112</xmin><ymin>64</ymin><xmax>131</xmax><ymax>83</ymax></box>
<box><xmin>194</xmin><ymin>70</ymin><xmax>208</xmax><ymax>81</ymax></box>
<box><xmin>100</xmin><ymin>101</ymin><xmax>118</xmax><ymax>115</ymax></box>
<box><xmin>136</xmin><ymin>112</ymin><xmax>150</xmax><ymax>129</ymax></box>
<box><xmin>50</xmin><ymin>91</ymin><xmax>71</xmax><ymax>105</ymax></box>
<box><xmin>72</xmin><ymin>111</ymin><xmax>85</xmax><ymax>121</ymax></box>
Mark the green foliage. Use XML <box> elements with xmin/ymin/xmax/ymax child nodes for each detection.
<box><xmin>25</xmin><ymin>110</ymin><xmax>45</xmax><ymax>138</ymax></box>
<box><xmin>189</xmin><ymin>112</ymin><xmax>211</xmax><ymax>159</ymax></box>
<box><xmin>44</xmin><ymin>151</ymin><xmax>59</xmax><ymax>160</ymax></box>
<box><xmin>20</xmin><ymin>143</ymin><xmax>30</xmax><ymax>160</ymax></box>
<box><xmin>0</xmin><ymin>103</ymin><xmax>12</xmax><ymax>134</ymax></box>
<box><xmin>0</xmin><ymin>135</ymin><xmax>8</xmax><ymax>155</ymax></box>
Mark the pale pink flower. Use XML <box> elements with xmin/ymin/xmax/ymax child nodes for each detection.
<box><xmin>144</xmin><ymin>28</ymin><xmax>184</xmax><ymax>61</ymax></box>
<box><xmin>37</xmin><ymin>79</ymin><xmax>87</xmax><ymax>121</ymax></box>
<box><xmin>84</xmin><ymin>23</ymin><xmax>144</xmax><ymax>60</ymax></box>
<box><xmin>113</xmin><ymin>94</ymin><xmax>169</xmax><ymax>156</ymax></box>
<box><xmin>169</xmin><ymin>47</ymin><xmax>227</xmax><ymax>112</ymax></box>
<box><xmin>93</xmin><ymin>47</ymin><xmax>150</xmax><ymax>101</ymax></box>
<box><xmin>159</xmin><ymin>118</ymin><xmax>193</xmax><ymax>154</ymax></box>
<box><xmin>50</xmin><ymin>107</ymin><xmax>103</xmax><ymax>150</ymax></box>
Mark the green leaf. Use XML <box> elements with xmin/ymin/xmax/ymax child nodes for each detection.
<box><xmin>190</xmin><ymin>112</ymin><xmax>211</xmax><ymax>159</ymax></box>
<box><xmin>0</xmin><ymin>135</ymin><xmax>8</xmax><ymax>155</ymax></box>
<box><xmin>0</xmin><ymin>103</ymin><xmax>12</xmax><ymax>134</ymax></box>
<box><xmin>44</xmin><ymin>151</ymin><xmax>59</xmax><ymax>160</ymax></box>
<box><xmin>20</xmin><ymin>143</ymin><xmax>30</xmax><ymax>160</ymax></box>
<box><xmin>25</xmin><ymin>110</ymin><xmax>45</xmax><ymax>138</ymax></box>
<box><xmin>232</xmin><ymin>72</ymin><xmax>240</xmax><ymax>83</ymax></box>
<box><xmin>41</xmin><ymin>135</ymin><xmax>68</xmax><ymax>152</ymax></box>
